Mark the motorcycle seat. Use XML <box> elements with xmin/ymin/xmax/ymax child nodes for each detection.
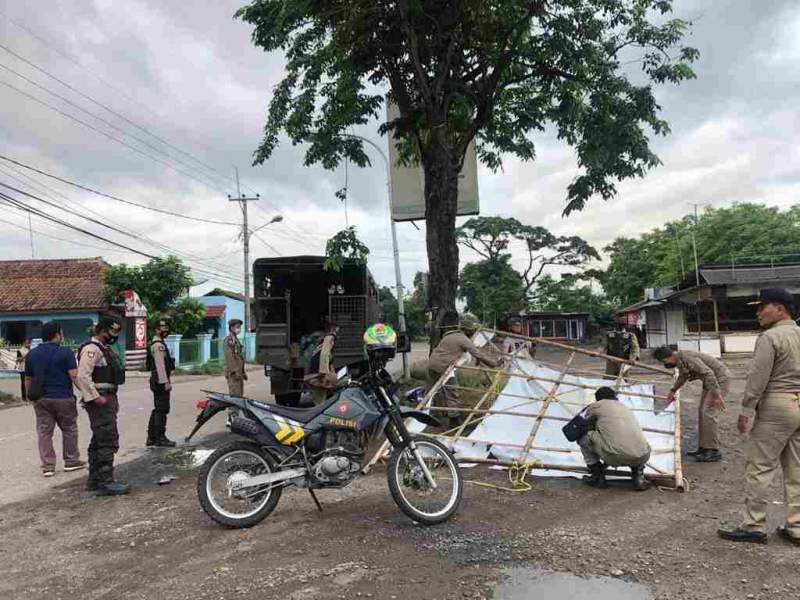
<box><xmin>248</xmin><ymin>396</ymin><xmax>338</xmax><ymax>424</ymax></box>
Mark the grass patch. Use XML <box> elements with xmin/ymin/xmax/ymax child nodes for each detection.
<box><xmin>173</xmin><ymin>361</ymin><xmax>226</xmax><ymax>376</ymax></box>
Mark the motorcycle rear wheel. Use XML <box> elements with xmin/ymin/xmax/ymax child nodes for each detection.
<box><xmin>387</xmin><ymin>437</ymin><xmax>463</xmax><ymax>525</ymax></box>
<box><xmin>197</xmin><ymin>440</ymin><xmax>283</xmax><ymax>528</ymax></box>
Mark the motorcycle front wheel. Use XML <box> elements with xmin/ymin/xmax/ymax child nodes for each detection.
<box><xmin>387</xmin><ymin>437</ymin><xmax>463</xmax><ymax>525</ymax></box>
<box><xmin>197</xmin><ymin>440</ymin><xmax>282</xmax><ymax>528</ymax></box>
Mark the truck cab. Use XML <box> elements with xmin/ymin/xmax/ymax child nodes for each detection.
<box><xmin>253</xmin><ymin>256</ymin><xmax>380</xmax><ymax>405</ymax></box>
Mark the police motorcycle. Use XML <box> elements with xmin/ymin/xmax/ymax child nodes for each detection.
<box><xmin>187</xmin><ymin>324</ymin><xmax>463</xmax><ymax>528</ymax></box>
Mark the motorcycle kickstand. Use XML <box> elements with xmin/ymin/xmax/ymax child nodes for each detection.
<box><xmin>309</xmin><ymin>489</ymin><xmax>323</xmax><ymax>512</ymax></box>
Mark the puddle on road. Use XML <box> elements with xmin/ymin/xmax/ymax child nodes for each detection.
<box><xmin>493</xmin><ymin>568</ymin><xmax>651</xmax><ymax>600</ymax></box>
<box><xmin>159</xmin><ymin>448</ymin><xmax>215</xmax><ymax>470</ymax></box>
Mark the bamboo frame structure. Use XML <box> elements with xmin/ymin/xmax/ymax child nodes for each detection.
<box><xmin>364</xmin><ymin>328</ymin><xmax>683</xmax><ymax>490</ymax></box>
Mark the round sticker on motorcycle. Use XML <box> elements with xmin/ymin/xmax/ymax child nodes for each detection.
<box><xmin>339</xmin><ymin>403</ymin><xmax>348</xmax><ymax>414</ymax></box>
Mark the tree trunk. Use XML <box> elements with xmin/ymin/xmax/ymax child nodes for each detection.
<box><xmin>422</xmin><ymin>140</ymin><xmax>461</xmax><ymax>350</ymax></box>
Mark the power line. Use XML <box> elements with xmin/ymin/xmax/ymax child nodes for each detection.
<box><xmin>0</xmin><ymin>154</ymin><xmax>239</xmax><ymax>226</ymax></box>
<box><xmin>0</xmin><ymin>39</ymin><xmax>244</xmax><ymax>193</ymax></box>
<box><xmin>0</xmin><ymin>77</ymin><xmax>234</xmax><ymax>194</ymax></box>
<box><xmin>0</xmin><ymin>192</ymin><xmax>156</xmax><ymax>258</ymax></box>
<box><xmin>0</xmin><ymin>214</ymin><xmax>132</xmax><ymax>254</ymax></box>
<box><xmin>0</xmin><ymin>179</ymin><xmax>244</xmax><ymax>284</ymax></box>
<box><xmin>0</xmin><ymin>60</ymin><xmax>237</xmax><ymax>193</ymax></box>
<box><xmin>0</xmin><ymin>162</ymin><xmax>240</xmax><ymax>273</ymax></box>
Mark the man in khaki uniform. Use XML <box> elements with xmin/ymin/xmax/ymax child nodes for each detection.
<box><xmin>719</xmin><ymin>288</ymin><xmax>800</xmax><ymax>546</ymax></box>
<box><xmin>224</xmin><ymin>319</ymin><xmax>247</xmax><ymax>396</ymax></box>
<box><xmin>578</xmin><ymin>386</ymin><xmax>651</xmax><ymax>491</ymax></box>
<box><xmin>427</xmin><ymin>311</ymin><xmax>502</xmax><ymax>428</ymax></box>
<box><xmin>146</xmin><ymin>319</ymin><xmax>175</xmax><ymax>447</ymax></box>
<box><xmin>653</xmin><ymin>346</ymin><xmax>731</xmax><ymax>462</ymax></box>
<box><xmin>604</xmin><ymin>324</ymin><xmax>640</xmax><ymax>377</ymax></box>
<box><xmin>304</xmin><ymin>322</ymin><xmax>339</xmax><ymax>405</ymax></box>
<box><xmin>75</xmin><ymin>317</ymin><xmax>129</xmax><ymax>496</ymax></box>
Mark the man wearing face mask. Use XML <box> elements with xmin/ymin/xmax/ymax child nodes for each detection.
<box><xmin>224</xmin><ymin>318</ymin><xmax>247</xmax><ymax>423</ymax></box>
<box><xmin>652</xmin><ymin>345</ymin><xmax>730</xmax><ymax>462</ymax></box>
<box><xmin>75</xmin><ymin>317</ymin><xmax>129</xmax><ymax>496</ymax></box>
<box><xmin>719</xmin><ymin>288</ymin><xmax>800</xmax><ymax>546</ymax></box>
<box><xmin>146</xmin><ymin>319</ymin><xmax>176</xmax><ymax>447</ymax></box>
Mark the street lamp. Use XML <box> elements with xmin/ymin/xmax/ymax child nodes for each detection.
<box><xmin>339</xmin><ymin>133</ymin><xmax>410</xmax><ymax>380</ymax></box>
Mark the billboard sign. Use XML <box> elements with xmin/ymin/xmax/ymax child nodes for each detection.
<box><xmin>386</xmin><ymin>102</ymin><xmax>479</xmax><ymax>222</ymax></box>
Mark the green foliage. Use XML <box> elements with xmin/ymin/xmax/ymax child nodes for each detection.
<box><xmin>237</xmin><ymin>0</ymin><xmax>697</xmax><ymax>313</ymax></box>
<box><xmin>104</xmin><ymin>256</ymin><xmax>194</xmax><ymax>311</ymax></box>
<box><xmin>323</xmin><ymin>226</ymin><xmax>370</xmax><ymax>272</ymax></box>
<box><xmin>602</xmin><ymin>203</ymin><xmax>800</xmax><ymax>306</ymax></box>
<box><xmin>378</xmin><ymin>276</ymin><xmax>428</xmax><ymax>339</ymax></box>
<box><xmin>459</xmin><ymin>257</ymin><xmax>526</xmax><ymax>324</ymax></box>
<box><xmin>532</xmin><ymin>274</ymin><xmax>614</xmax><ymax>330</ymax></box>
<box><xmin>457</xmin><ymin>216</ymin><xmax>599</xmax><ymax>302</ymax></box>
<box><xmin>103</xmin><ymin>256</ymin><xmax>202</xmax><ymax>336</ymax></box>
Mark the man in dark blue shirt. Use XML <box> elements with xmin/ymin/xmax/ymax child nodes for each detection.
<box><xmin>24</xmin><ymin>322</ymin><xmax>84</xmax><ymax>477</ymax></box>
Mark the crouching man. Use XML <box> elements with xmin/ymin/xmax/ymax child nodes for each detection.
<box><xmin>578</xmin><ymin>386</ymin><xmax>651</xmax><ymax>491</ymax></box>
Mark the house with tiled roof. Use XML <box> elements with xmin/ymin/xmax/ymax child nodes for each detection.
<box><xmin>0</xmin><ymin>257</ymin><xmax>112</xmax><ymax>345</ymax></box>
<box><xmin>193</xmin><ymin>288</ymin><xmax>245</xmax><ymax>338</ymax></box>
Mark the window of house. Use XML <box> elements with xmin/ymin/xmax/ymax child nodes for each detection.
<box><xmin>554</xmin><ymin>320</ymin><xmax>568</xmax><ymax>338</ymax></box>
<box><xmin>529</xmin><ymin>321</ymin><xmax>542</xmax><ymax>337</ymax></box>
<box><xmin>570</xmin><ymin>320</ymin><xmax>579</xmax><ymax>339</ymax></box>
<box><xmin>541</xmin><ymin>320</ymin><xmax>554</xmax><ymax>337</ymax></box>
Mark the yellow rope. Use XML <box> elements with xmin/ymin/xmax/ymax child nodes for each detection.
<box><xmin>457</xmin><ymin>460</ymin><xmax>537</xmax><ymax>493</ymax></box>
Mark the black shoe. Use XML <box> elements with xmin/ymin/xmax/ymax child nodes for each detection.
<box><xmin>696</xmin><ymin>449</ymin><xmax>722</xmax><ymax>463</ymax></box>
<box><xmin>717</xmin><ymin>527</ymin><xmax>767</xmax><ymax>544</ymax></box>
<box><xmin>776</xmin><ymin>526</ymin><xmax>800</xmax><ymax>547</ymax></box>
<box><xmin>85</xmin><ymin>479</ymin><xmax>99</xmax><ymax>492</ymax></box>
<box><xmin>146</xmin><ymin>439</ymin><xmax>156</xmax><ymax>447</ymax></box>
<box><xmin>152</xmin><ymin>437</ymin><xmax>177</xmax><ymax>448</ymax></box>
<box><xmin>95</xmin><ymin>480</ymin><xmax>131</xmax><ymax>496</ymax></box>
<box><xmin>687</xmin><ymin>447</ymin><xmax>706</xmax><ymax>457</ymax></box>
<box><xmin>631</xmin><ymin>465</ymin><xmax>649</xmax><ymax>491</ymax></box>
<box><xmin>582</xmin><ymin>462</ymin><xmax>608</xmax><ymax>489</ymax></box>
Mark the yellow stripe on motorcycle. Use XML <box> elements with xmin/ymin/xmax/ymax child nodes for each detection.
<box><xmin>274</xmin><ymin>415</ymin><xmax>291</xmax><ymax>441</ymax></box>
<box><xmin>283</xmin><ymin>426</ymin><xmax>304</xmax><ymax>445</ymax></box>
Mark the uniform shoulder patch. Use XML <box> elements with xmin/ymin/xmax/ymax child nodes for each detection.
<box><xmin>86</xmin><ymin>350</ymin><xmax>97</xmax><ymax>358</ymax></box>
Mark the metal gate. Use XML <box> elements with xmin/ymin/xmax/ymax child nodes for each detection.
<box><xmin>329</xmin><ymin>295</ymin><xmax>367</xmax><ymax>351</ymax></box>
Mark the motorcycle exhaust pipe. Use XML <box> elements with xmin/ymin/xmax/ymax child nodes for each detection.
<box><xmin>233</xmin><ymin>468</ymin><xmax>307</xmax><ymax>490</ymax></box>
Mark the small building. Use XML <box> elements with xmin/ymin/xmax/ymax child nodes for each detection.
<box><xmin>617</xmin><ymin>261</ymin><xmax>800</xmax><ymax>357</ymax></box>
<box><xmin>194</xmin><ymin>288</ymin><xmax>245</xmax><ymax>338</ymax></box>
<box><xmin>520</xmin><ymin>311</ymin><xmax>589</xmax><ymax>343</ymax></box>
<box><xmin>0</xmin><ymin>258</ymin><xmax>111</xmax><ymax>345</ymax></box>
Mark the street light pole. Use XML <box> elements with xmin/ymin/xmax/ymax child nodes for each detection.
<box><xmin>229</xmin><ymin>167</ymin><xmax>260</xmax><ymax>333</ymax></box>
<box><xmin>341</xmin><ymin>134</ymin><xmax>409</xmax><ymax>380</ymax></box>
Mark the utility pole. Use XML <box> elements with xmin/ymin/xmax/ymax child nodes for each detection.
<box><xmin>229</xmin><ymin>167</ymin><xmax>259</xmax><ymax>334</ymax></box>
<box><xmin>690</xmin><ymin>203</ymin><xmax>701</xmax><ymax>287</ymax></box>
<box><xmin>339</xmin><ymin>133</ymin><xmax>410</xmax><ymax>380</ymax></box>
<box><xmin>28</xmin><ymin>213</ymin><xmax>34</xmax><ymax>258</ymax></box>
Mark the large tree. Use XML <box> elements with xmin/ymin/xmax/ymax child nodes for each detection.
<box><xmin>458</xmin><ymin>256</ymin><xmax>526</xmax><ymax>325</ymax></box>
<box><xmin>457</xmin><ymin>216</ymin><xmax>599</xmax><ymax>303</ymax></box>
<box><xmin>602</xmin><ymin>203</ymin><xmax>800</xmax><ymax>305</ymax></box>
<box><xmin>237</xmin><ymin>0</ymin><xmax>697</xmax><ymax>318</ymax></box>
<box><xmin>104</xmin><ymin>256</ymin><xmax>205</xmax><ymax>336</ymax></box>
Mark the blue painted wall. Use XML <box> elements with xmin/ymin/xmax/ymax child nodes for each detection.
<box><xmin>194</xmin><ymin>296</ymin><xmax>244</xmax><ymax>337</ymax></box>
<box><xmin>0</xmin><ymin>312</ymin><xmax>100</xmax><ymax>345</ymax></box>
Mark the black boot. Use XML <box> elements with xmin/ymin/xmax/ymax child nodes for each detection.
<box><xmin>86</xmin><ymin>465</ymin><xmax>99</xmax><ymax>491</ymax></box>
<box><xmin>695</xmin><ymin>449</ymin><xmax>722</xmax><ymax>463</ymax></box>
<box><xmin>95</xmin><ymin>466</ymin><xmax>130</xmax><ymax>497</ymax></box>
<box><xmin>582</xmin><ymin>462</ymin><xmax>608</xmax><ymax>488</ymax></box>
<box><xmin>631</xmin><ymin>465</ymin><xmax>649</xmax><ymax>491</ymax></box>
<box><xmin>146</xmin><ymin>411</ymin><xmax>157</xmax><ymax>446</ymax></box>
<box><xmin>152</xmin><ymin>412</ymin><xmax>176</xmax><ymax>447</ymax></box>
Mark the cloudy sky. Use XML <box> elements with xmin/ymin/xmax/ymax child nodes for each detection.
<box><xmin>1</xmin><ymin>0</ymin><xmax>798</xmax><ymax>295</ymax></box>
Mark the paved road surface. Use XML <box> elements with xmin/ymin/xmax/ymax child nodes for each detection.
<box><xmin>0</xmin><ymin>343</ymin><xmax>428</xmax><ymax>506</ymax></box>
<box><xmin>0</xmin><ymin>367</ymin><xmax>270</xmax><ymax>506</ymax></box>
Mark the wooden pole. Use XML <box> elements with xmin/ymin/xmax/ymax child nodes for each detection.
<box><xmin>519</xmin><ymin>351</ymin><xmax>575</xmax><ymax>463</ymax></box>
<box><xmin>480</xmin><ymin>326</ymin><xmax>673</xmax><ymax>375</ymax></box>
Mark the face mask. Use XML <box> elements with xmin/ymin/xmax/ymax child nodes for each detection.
<box><xmin>663</xmin><ymin>363</ymin><xmax>675</xmax><ymax>369</ymax></box>
<box><xmin>108</xmin><ymin>335</ymin><xmax>119</xmax><ymax>345</ymax></box>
